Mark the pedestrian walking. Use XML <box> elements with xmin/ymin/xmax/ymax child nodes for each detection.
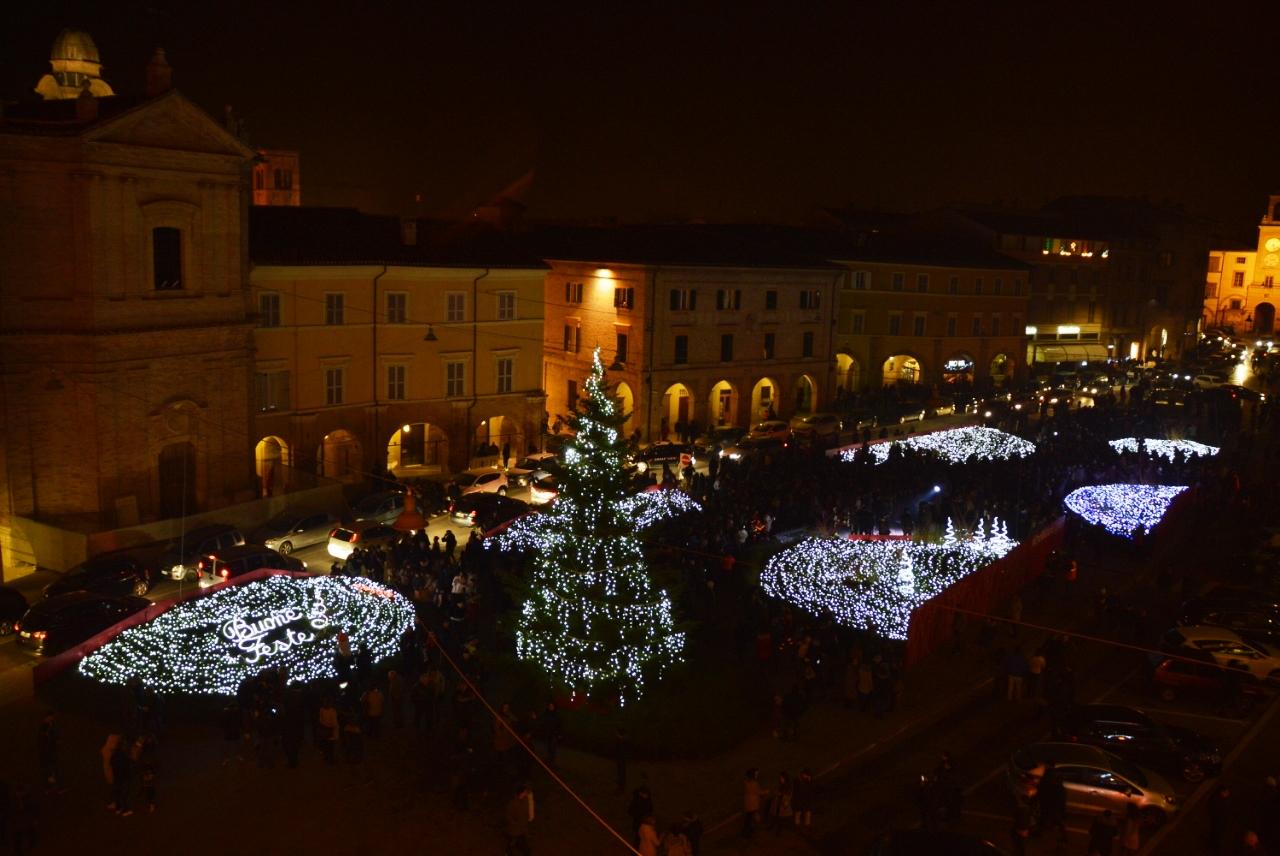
<box><xmin>681</xmin><ymin>809</ymin><xmax>704</xmax><ymax>855</ymax></box>
<box><xmin>628</xmin><ymin>784</ymin><xmax>654</xmax><ymax>844</ymax></box>
<box><xmin>769</xmin><ymin>771</ymin><xmax>793</xmax><ymax>831</ymax></box>
<box><xmin>1035</xmin><ymin>762</ymin><xmax>1067</xmax><ymax>844</ymax></box>
<box><xmin>1087</xmin><ymin>808</ymin><xmax>1118</xmax><ymax>856</ymax></box>
<box><xmin>792</xmin><ymin>768</ymin><xmax>814</xmax><ymax>831</ymax></box>
<box><xmin>109</xmin><ymin>741</ymin><xmax>133</xmax><ymax>816</ymax></box>
<box><xmin>742</xmin><ymin>768</ymin><xmax>768</xmax><ymax>838</ymax></box>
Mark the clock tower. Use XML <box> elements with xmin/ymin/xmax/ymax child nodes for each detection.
<box><xmin>1260</xmin><ymin>193</ymin><xmax>1280</xmax><ymax>273</ymax></box>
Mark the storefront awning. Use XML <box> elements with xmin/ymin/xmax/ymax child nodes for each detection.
<box><xmin>1035</xmin><ymin>343</ymin><xmax>1110</xmax><ymax>363</ymax></box>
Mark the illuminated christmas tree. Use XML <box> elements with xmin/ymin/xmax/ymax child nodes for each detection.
<box><xmin>512</xmin><ymin>349</ymin><xmax>683</xmax><ymax>704</ymax></box>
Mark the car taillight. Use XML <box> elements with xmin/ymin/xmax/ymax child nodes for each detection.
<box><xmin>329</xmin><ymin>528</ymin><xmax>338</xmax><ymax>538</ymax></box>
<box><xmin>351</xmin><ymin>532</ymin><xmax>360</xmax><ymax>543</ymax></box>
<box><xmin>220</xmin><ymin>567</ymin><xmax>229</xmax><ymax>578</ymax></box>
<box><xmin>13</xmin><ymin>622</ymin><xmax>19</xmax><ymax>633</ymax></box>
<box><xmin>196</xmin><ymin>560</ymin><xmax>206</xmax><ymax>578</ymax></box>
<box><xmin>33</xmin><ymin>631</ymin><xmax>46</xmax><ymax>640</ymax></box>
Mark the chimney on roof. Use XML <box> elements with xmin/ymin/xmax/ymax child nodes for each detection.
<box><xmin>75</xmin><ymin>79</ymin><xmax>97</xmax><ymax>122</ymax></box>
<box><xmin>146</xmin><ymin>48</ymin><xmax>172</xmax><ymax>97</ymax></box>
<box><xmin>400</xmin><ymin>218</ymin><xmax>419</xmax><ymax>246</ymax></box>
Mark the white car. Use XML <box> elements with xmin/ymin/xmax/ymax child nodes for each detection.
<box><xmin>1192</xmin><ymin>374</ymin><xmax>1226</xmax><ymax>390</ymax></box>
<box><xmin>507</xmin><ymin>453</ymin><xmax>557</xmax><ymax>488</ymax></box>
<box><xmin>1164</xmin><ymin>625</ymin><xmax>1280</xmax><ymax>683</ymax></box>
<box><xmin>327</xmin><ymin>521</ymin><xmax>401</xmax><ymax>561</ymax></box>
<box><xmin>747</xmin><ymin>420</ymin><xmax>790</xmax><ymax>441</ymax></box>
<box><xmin>450</xmin><ymin>467</ymin><xmax>508</xmax><ymax>497</ymax></box>
<box><xmin>528</xmin><ymin>471</ymin><xmax>558</xmax><ymax>506</ymax></box>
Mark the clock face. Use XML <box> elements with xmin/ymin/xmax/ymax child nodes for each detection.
<box><xmin>1266</xmin><ymin>237</ymin><xmax>1280</xmax><ymax>253</ymax></box>
<box><xmin>1267</xmin><ymin>253</ymin><xmax>1280</xmax><ymax>269</ymax></box>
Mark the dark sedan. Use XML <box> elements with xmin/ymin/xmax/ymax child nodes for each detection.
<box><xmin>1179</xmin><ymin>598</ymin><xmax>1280</xmax><ymax>644</ymax></box>
<box><xmin>1053</xmin><ymin>703</ymin><xmax>1221</xmax><ymax>783</ymax></box>
<box><xmin>449</xmin><ymin>493</ymin><xmax>530</xmax><ymax>531</ymax></box>
<box><xmin>44</xmin><ymin>551</ymin><xmax>153</xmax><ymax>599</ymax></box>
<box><xmin>15</xmin><ymin>592</ymin><xmax>150</xmax><ymax>656</ymax></box>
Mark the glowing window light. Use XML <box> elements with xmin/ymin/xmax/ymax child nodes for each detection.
<box><xmin>760</xmin><ymin>524</ymin><xmax>1018</xmax><ymax>640</ymax></box>
<box><xmin>78</xmin><ymin>575</ymin><xmax>415</xmax><ymax>695</ymax></box>
<box><xmin>1107</xmin><ymin>438</ymin><xmax>1220</xmax><ymax>461</ymax></box>
<box><xmin>1063</xmin><ymin>483</ymin><xmax>1189</xmax><ymax>538</ymax></box>
<box><xmin>839</xmin><ymin>426</ymin><xmax>1036</xmax><ymax>465</ymax></box>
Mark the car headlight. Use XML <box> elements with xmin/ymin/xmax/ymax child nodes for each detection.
<box><xmin>984</xmin><ymin>411</ymin><xmax>992</xmax><ymax>418</ymax></box>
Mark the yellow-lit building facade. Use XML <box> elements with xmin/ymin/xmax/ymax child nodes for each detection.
<box><xmin>832</xmin><ymin>260</ymin><xmax>1030</xmax><ymax>392</ymax></box>
<box><xmin>249</xmin><ymin>260</ymin><xmax>547</xmax><ymax>488</ymax></box>
<box><xmin>1203</xmin><ymin>195</ymin><xmax>1280</xmax><ymax>337</ymax></box>
<box><xmin>543</xmin><ymin>258</ymin><xmax>839</xmax><ymax>439</ymax></box>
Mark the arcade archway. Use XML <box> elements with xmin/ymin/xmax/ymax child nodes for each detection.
<box><xmin>750</xmin><ymin>377</ymin><xmax>778</xmax><ymax>421</ymax></box>
<box><xmin>317</xmin><ymin>429</ymin><xmax>361</xmax><ymax>482</ymax></box>
<box><xmin>255</xmin><ymin>435</ymin><xmax>290</xmax><ymax>497</ymax></box>
<box><xmin>835</xmin><ymin>353</ymin><xmax>861</xmax><ymax>394</ymax></box>
<box><xmin>614</xmin><ymin>381</ymin><xmax>635</xmax><ymax>438</ymax></box>
<box><xmin>793</xmin><ymin>374</ymin><xmax>817</xmax><ymax>415</ymax></box>
<box><xmin>882</xmin><ymin>355</ymin><xmax>922</xmax><ymax>386</ymax></box>
<box><xmin>475</xmin><ymin>415</ymin><xmax>524</xmax><ymax>463</ymax></box>
<box><xmin>659</xmin><ymin>383</ymin><xmax>692</xmax><ymax>439</ymax></box>
<box><xmin>708</xmin><ymin>379</ymin><xmax>738</xmax><ymax>427</ymax></box>
<box><xmin>1255</xmin><ymin>303</ymin><xmax>1276</xmax><ymax>335</ymax></box>
<box><xmin>387</xmin><ymin>423</ymin><xmax>447</xmax><ymax>473</ymax></box>
<box><xmin>989</xmin><ymin>353</ymin><xmax>1014</xmax><ymax>387</ymax></box>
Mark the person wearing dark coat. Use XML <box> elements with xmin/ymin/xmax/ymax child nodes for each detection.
<box><xmin>628</xmin><ymin>784</ymin><xmax>654</xmax><ymax>844</ymax></box>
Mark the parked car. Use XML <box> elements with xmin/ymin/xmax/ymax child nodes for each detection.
<box><xmin>926</xmin><ymin>397</ymin><xmax>956</xmax><ymax>418</ymax></box>
<box><xmin>790</xmin><ymin>413</ymin><xmax>843</xmax><ymax>440</ymax></box>
<box><xmin>1052</xmin><ymin>704</ymin><xmax>1221</xmax><ymax>782</ymax></box>
<box><xmin>506</xmin><ymin>453</ymin><xmax>558</xmax><ymax>488</ymax></box>
<box><xmin>15</xmin><ymin>592</ymin><xmax>150</xmax><ymax>656</ymax></box>
<box><xmin>1006</xmin><ymin>742</ymin><xmax>1179</xmax><ymax>825</ymax></box>
<box><xmin>448</xmin><ymin>467</ymin><xmax>509</xmax><ymax>499</ymax></box>
<box><xmin>196</xmin><ymin>545</ymin><xmax>305</xmax><ymax>588</ymax></box>
<box><xmin>1192</xmin><ymin>373</ymin><xmax>1227</xmax><ymax>390</ymax></box>
<box><xmin>449</xmin><ymin>493</ymin><xmax>530</xmax><ymax>530</ymax></box>
<box><xmin>1148</xmin><ymin>653</ymin><xmax>1267</xmax><ymax>706</ymax></box>
<box><xmin>1149</xmin><ymin>388</ymin><xmax>1188</xmax><ymax>409</ymax></box>
<box><xmin>746</xmin><ymin>420</ymin><xmax>790</xmax><ymax>441</ymax></box>
<box><xmin>1219</xmin><ymin>384</ymin><xmax>1266</xmax><ymax>402</ymax></box>
<box><xmin>867</xmin><ymin>829</ymin><xmax>1006</xmax><ymax>855</ymax></box>
<box><xmin>1162</xmin><ymin>626</ymin><xmax>1280</xmax><ymax>683</ymax></box>
<box><xmin>528</xmin><ymin>471</ymin><xmax>559</xmax><ymax>506</ymax></box>
<box><xmin>634</xmin><ymin>442</ymin><xmax>693</xmax><ymax>469</ymax></box>
<box><xmin>44</xmin><ymin>551</ymin><xmax>154</xmax><ymax>599</ymax></box>
<box><xmin>1178</xmin><ymin>599</ymin><xmax>1280</xmax><ymax>644</ymax></box>
<box><xmin>327</xmin><ymin>521</ymin><xmax>402</xmax><ymax>562</ymax></box>
<box><xmin>696</xmin><ymin>426</ymin><xmax>747</xmax><ymax>457</ymax></box>
<box><xmin>720</xmin><ymin>436</ymin><xmax>786</xmax><ymax>461</ymax></box>
<box><xmin>0</xmin><ymin>585</ymin><xmax>29</xmax><ymax>636</ymax></box>
<box><xmin>843</xmin><ymin>409</ymin><xmax>878</xmax><ymax>431</ymax></box>
<box><xmin>255</xmin><ymin>510</ymin><xmax>340</xmax><ymax>555</ymax></box>
<box><xmin>351</xmin><ymin>490</ymin><xmax>405</xmax><ymax>524</ymax></box>
<box><xmin>160</xmin><ymin>523</ymin><xmax>245</xmax><ymax>581</ymax></box>
<box><xmin>881</xmin><ymin>403</ymin><xmax>926</xmax><ymax>425</ymax></box>
<box><xmin>978</xmin><ymin>400</ymin><xmax>1012</xmax><ymax>425</ymax></box>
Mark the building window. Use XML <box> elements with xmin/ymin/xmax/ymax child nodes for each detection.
<box><xmin>971</xmin><ymin>316</ymin><xmax>982</xmax><ymax>336</ymax></box>
<box><xmin>615</xmin><ymin>332</ymin><xmax>628</xmax><ymax>364</ymax></box>
<box><xmin>259</xmin><ymin>292</ymin><xmax>281</xmax><ymax>327</ymax></box>
<box><xmin>1208</xmin><ymin>256</ymin><xmax>1222</xmax><ymax>273</ymax></box>
<box><xmin>800</xmin><ymin>289</ymin><xmax>822</xmax><ymax>309</ymax></box>
<box><xmin>273</xmin><ymin>169</ymin><xmax>293</xmax><ymax>190</ymax></box>
<box><xmin>1158</xmin><ymin>251</ymin><xmax>1174</xmax><ymax>268</ymax></box>
<box><xmin>916</xmin><ymin>274</ymin><xmax>929</xmax><ymax>293</ymax></box>
<box><xmin>564</xmin><ymin>282</ymin><xmax>584</xmax><ymax>304</ymax></box>
<box><xmin>974</xmin><ymin>277</ymin><xmax>983</xmax><ymax>295</ymax></box>
<box><xmin>851</xmin><ymin>312</ymin><xmax>864</xmax><ymax>334</ymax></box>
<box><xmin>1205</xmin><ymin>282</ymin><xmax>1218</xmax><ymax>298</ymax></box>
<box><xmin>324</xmin><ymin>367</ymin><xmax>344</xmax><ymax>406</ymax></box>
<box><xmin>802</xmin><ymin>330</ymin><xmax>814</xmax><ymax>356</ymax></box>
<box><xmin>765</xmin><ymin>289</ymin><xmax>778</xmax><ymax>310</ymax></box>
<box><xmin>716</xmin><ymin>288</ymin><xmax>742</xmax><ymax>310</ymax></box>
<box><xmin>670</xmin><ymin>288</ymin><xmax>697</xmax><ymax>310</ymax></box>
<box><xmin>614</xmin><ymin>286</ymin><xmax>635</xmax><ymax>309</ymax></box>
<box><xmin>946</xmin><ymin>316</ymin><xmax>957</xmax><ymax>336</ymax></box>
<box><xmin>763</xmin><ymin>331</ymin><xmax>775</xmax><ymax>358</ymax></box>
<box><xmin>446</xmin><ymin>292</ymin><xmax>466</xmax><ymax>322</ymax></box>
<box><xmin>888</xmin><ymin>314</ymin><xmax>901</xmax><ymax>335</ymax></box>
<box><xmin>1266</xmin><ymin>276</ymin><xmax>1276</xmax><ymax>290</ymax></box>
<box><xmin>445</xmin><ymin>361</ymin><xmax>465</xmax><ymax>398</ymax></box>
<box><xmin>854</xmin><ymin>271</ymin><xmax>869</xmax><ymax>290</ymax></box>
<box><xmin>563</xmin><ymin>324</ymin><xmax>573</xmax><ymax>352</ymax></box>
<box><xmin>325</xmin><ymin>293</ymin><xmax>345</xmax><ymax>325</ymax></box>
<box><xmin>948</xmin><ymin>276</ymin><xmax>959</xmax><ymax>294</ymax></box>
<box><xmin>993</xmin><ymin>277</ymin><xmax>1003</xmax><ymax>295</ymax></box>
<box><xmin>674</xmin><ymin>335</ymin><xmax>688</xmax><ymax>364</ymax></box>
<box><xmin>152</xmin><ymin>227</ymin><xmax>182</xmax><ymax>290</ymax></box>
<box><xmin>387</xmin><ymin>365</ymin><xmax>406</xmax><ymax>400</ymax></box>
<box><xmin>496</xmin><ymin>357</ymin><xmax>513</xmax><ymax>394</ymax></box>
<box><xmin>720</xmin><ymin>333</ymin><xmax>734</xmax><ymax>362</ymax></box>
<box><xmin>1230</xmin><ymin>298</ymin><xmax>1243</xmax><ymax>310</ymax></box>
<box><xmin>892</xmin><ymin>273</ymin><xmax>904</xmax><ymax>292</ymax></box>
<box><xmin>386</xmin><ymin>292</ymin><xmax>407</xmax><ymax>324</ymax></box>
<box><xmin>253</xmin><ymin>171</ymin><xmax>264</xmax><ymax>190</ymax></box>
<box><xmin>566</xmin><ymin>379</ymin><xmax>578</xmax><ymax>410</ymax></box>
<box><xmin>1232</xmin><ymin>272</ymin><xmax>1245</xmax><ymax>288</ymax></box>
<box><xmin>1236</xmin><ymin>256</ymin><xmax>1247</xmax><ymax>264</ymax></box>
<box><xmin>991</xmin><ymin>316</ymin><xmax>1001</xmax><ymax>336</ymax></box>
<box><xmin>1014</xmin><ymin>278</ymin><xmax>1024</xmax><ymax>295</ymax></box>
<box><xmin>254</xmin><ymin>371</ymin><xmax>290</xmax><ymax>411</ymax></box>
<box><xmin>496</xmin><ymin>291</ymin><xmax>517</xmax><ymax>321</ymax></box>
<box><xmin>913</xmin><ymin>315</ymin><xmax>926</xmax><ymax>336</ymax></box>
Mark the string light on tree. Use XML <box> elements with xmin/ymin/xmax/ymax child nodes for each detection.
<box><xmin>489</xmin><ymin>488</ymin><xmax>702</xmax><ymax>553</ymax></box>
<box><xmin>509</xmin><ymin>348</ymin><xmax>683</xmax><ymax>705</ymax></box>
<box><xmin>839</xmin><ymin>426</ymin><xmax>1036</xmax><ymax>465</ymax></box>
<box><xmin>1063</xmin><ymin>483</ymin><xmax>1189</xmax><ymax>538</ymax></box>
<box><xmin>1107</xmin><ymin>438</ymin><xmax>1220</xmax><ymax>461</ymax></box>
<box><xmin>78</xmin><ymin>575</ymin><xmax>415</xmax><ymax>695</ymax></box>
<box><xmin>760</xmin><ymin>532</ymin><xmax>1018</xmax><ymax>640</ymax></box>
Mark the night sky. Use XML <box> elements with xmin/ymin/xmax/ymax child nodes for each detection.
<box><xmin>5</xmin><ymin>2</ymin><xmax>1276</xmax><ymax>234</ymax></box>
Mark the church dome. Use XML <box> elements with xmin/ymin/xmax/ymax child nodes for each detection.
<box><xmin>51</xmin><ymin>29</ymin><xmax>101</xmax><ymax>64</ymax></box>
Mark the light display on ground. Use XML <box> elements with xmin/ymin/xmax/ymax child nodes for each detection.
<box><xmin>1063</xmin><ymin>484</ymin><xmax>1189</xmax><ymax>538</ymax></box>
<box><xmin>1107</xmin><ymin>438</ymin><xmax>1220</xmax><ymax>461</ymax></box>
<box><xmin>760</xmin><ymin>522</ymin><xmax>1018</xmax><ymax>640</ymax></box>
<box><xmin>839</xmin><ymin>426</ymin><xmax>1036</xmax><ymax>465</ymax></box>
<box><xmin>488</xmin><ymin>488</ymin><xmax>702</xmax><ymax>553</ymax></box>
<box><xmin>78</xmin><ymin>575</ymin><xmax>416</xmax><ymax>695</ymax></box>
